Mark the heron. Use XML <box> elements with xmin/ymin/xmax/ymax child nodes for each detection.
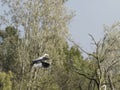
<box><xmin>31</xmin><ymin>53</ymin><xmax>50</xmax><ymax>68</ymax></box>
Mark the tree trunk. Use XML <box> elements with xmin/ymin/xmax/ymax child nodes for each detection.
<box><xmin>108</xmin><ymin>74</ymin><xmax>114</xmax><ymax>90</ymax></box>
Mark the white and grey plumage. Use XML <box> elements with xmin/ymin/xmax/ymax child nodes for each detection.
<box><xmin>31</xmin><ymin>54</ymin><xmax>50</xmax><ymax>68</ymax></box>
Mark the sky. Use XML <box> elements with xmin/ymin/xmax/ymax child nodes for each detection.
<box><xmin>1</xmin><ymin>0</ymin><xmax>120</xmax><ymax>53</ymax></box>
<box><xmin>66</xmin><ymin>0</ymin><xmax>120</xmax><ymax>52</ymax></box>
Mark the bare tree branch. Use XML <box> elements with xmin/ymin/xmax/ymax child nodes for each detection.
<box><xmin>67</xmin><ymin>37</ymin><xmax>99</xmax><ymax>59</ymax></box>
<box><xmin>88</xmin><ymin>33</ymin><xmax>100</xmax><ymax>47</ymax></box>
<box><xmin>73</xmin><ymin>65</ymin><xmax>99</xmax><ymax>86</ymax></box>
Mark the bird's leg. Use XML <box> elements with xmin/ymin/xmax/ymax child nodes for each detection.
<box><xmin>34</xmin><ymin>68</ymin><xmax>37</xmax><ymax>80</ymax></box>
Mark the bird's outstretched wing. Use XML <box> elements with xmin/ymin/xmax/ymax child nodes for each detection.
<box><xmin>31</xmin><ymin>54</ymin><xmax>50</xmax><ymax>68</ymax></box>
<box><xmin>31</xmin><ymin>60</ymin><xmax>40</xmax><ymax>66</ymax></box>
<box><xmin>34</xmin><ymin>57</ymin><xmax>49</xmax><ymax>61</ymax></box>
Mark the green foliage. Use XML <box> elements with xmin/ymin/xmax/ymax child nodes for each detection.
<box><xmin>5</xmin><ymin>26</ymin><xmax>18</xmax><ymax>37</ymax></box>
<box><xmin>0</xmin><ymin>0</ymin><xmax>74</xmax><ymax>90</ymax></box>
<box><xmin>67</xmin><ymin>46</ymin><xmax>92</xmax><ymax>90</ymax></box>
<box><xmin>0</xmin><ymin>71</ymin><xmax>13</xmax><ymax>90</ymax></box>
<box><xmin>0</xmin><ymin>26</ymin><xmax>19</xmax><ymax>72</ymax></box>
<box><xmin>0</xmin><ymin>0</ymin><xmax>101</xmax><ymax>90</ymax></box>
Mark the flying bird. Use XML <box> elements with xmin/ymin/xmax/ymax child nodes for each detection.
<box><xmin>31</xmin><ymin>53</ymin><xmax>50</xmax><ymax>68</ymax></box>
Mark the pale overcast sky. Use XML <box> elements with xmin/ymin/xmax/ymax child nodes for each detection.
<box><xmin>66</xmin><ymin>0</ymin><xmax>120</xmax><ymax>52</ymax></box>
<box><xmin>1</xmin><ymin>0</ymin><xmax>120</xmax><ymax>52</ymax></box>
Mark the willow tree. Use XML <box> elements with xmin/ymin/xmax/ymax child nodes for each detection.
<box><xmin>0</xmin><ymin>0</ymin><xmax>73</xmax><ymax>90</ymax></box>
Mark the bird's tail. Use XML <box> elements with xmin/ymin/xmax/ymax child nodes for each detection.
<box><xmin>41</xmin><ymin>62</ymin><xmax>50</xmax><ymax>68</ymax></box>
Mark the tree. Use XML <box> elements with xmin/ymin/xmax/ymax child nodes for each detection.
<box><xmin>68</xmin><ymin>46</ymin><xmax>90</xmax><ymax>90</ymax></box>
<box><xmin>102</xmin><ymin>23</ymin><xmax>120</xmax><ymax>90</ymax></box>
<box><xmin>0</xmin><ymin>26</ymin><xmax>19</xmax><ymax>72</ymax></box>
<box><xmin>69</xmin><ymin>22</ymin><xmax>120</xmax><ymax>90</ymax></box>
<box><xmin>0</xmin><ymin>0</ymin><xmax>73</xmax><ymax>90</ymax></box>
<box><xmin>0</xmin><ymin>71</ymin><xmax>13</xmax><ymax>90</ymax></box>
